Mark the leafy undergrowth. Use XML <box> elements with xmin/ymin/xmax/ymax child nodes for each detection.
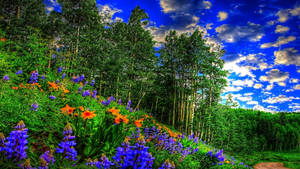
<box><xmin>0</xmin><ymin>70</ymin><xmax>250</xmax><ymax>168</ymax></box>
<box><xmin>233</xmin><ymin>151</ymin><xmax>300</xmax><ymax>169</ymax></box>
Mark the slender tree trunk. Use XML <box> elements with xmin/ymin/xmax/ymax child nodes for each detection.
<box><xmin>172</xmin><ymin>71</ymin><xmax>176</xmax><ymax>127</ymax></box>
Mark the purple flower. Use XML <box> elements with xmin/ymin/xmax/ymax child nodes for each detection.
<box><xmin>51</xmin><ymin>54</ymin><xmax>56</xmax><ymax>58</ymax></box>
<box><xmin>91</xmin><ymin>80</ymin><xmax>95</xmax><ymax>86</ymax></box>
<box><xmin>57</xmin><ymin>67</ymin><xmax>62</xmax><ymax>73</ymax></box>
<box><xmin>4</xmin><ymin>121</ymin><xmax>28</xmax><ymax>161</ymax></box>
<box><xmin>86</xmin><ymin>154</ymin><xmax>114</xmax><ymax>169</ymax></box>
<box><xmin>118</xmin><ymin>99</ymin><xmax>122</xmax><ymax>105</ymax></box>
<box><xmin>130</xmin><ymin>108</ymin><xmax>133</xmax><ymax>112</ymax></box>
<box><xmin>82</xmin><ymin>90</ymin><xmax>90</xmax><ymax>97</ymax></box>
<box><xmin>16</xmin><ymin>70</ymin><xmax>22</xmax><ymax>75</ymax></box>
<box><xmin>126</xmin><ymin>100</ymin><xmax>131</xmax><ymax>110</ymax></box>
<box><xmin>56</xmin><ymin>123</ymin><xmax>77</xmax><ymax>161</ymax></box>
<box><xmin>31</xmin><ymin>102</ymin><xmax>39</xmax><ymax>111</ymax></box>
<box><xmin>40</xmin><ymin>150</ymin><xmax>55</xmax><ymax>167</ymax></box>
<box><xmin>159</xmin><ymin>159</ymin><xmax>175</xmax><ymax>169</ymax></box>
<box><xmin>62</xmin><ymin>73</ymin><xmax>66</xmax><ymax>79</ymax></box>
<box><xmin>92</xmin><ymin>90</ymin><xmax>97</xmax><ymax>99</ymax></box>
<box><xmin>78</xmin><ymin>86</ymin><xmax>82</xmax><ymax>93</ymax></box>
<box><xmin>49</xmin><ymin>95</ymin><xmax>56</xmax><ymax>100</ymax></box>
<box><xmin>41</xmin><ymin>75</ymin><xmax>45</xmax><ymax>80</ymax></box>
<box><xmin>2</xmin><ymin>75</ymin><xmax>9</xmax><ymax>81</ymax></box>
<box><xmin>84</xmin><ymin>81</ymin><xmax>88</xmax><ymax>86</ymax></box>
<box><xmin>79</xmin><ymin>74</ymin><xmax>85</xmax><ymax>81</ymax></box>
<box><xmin>29</xmin><ymin>71</ymin><xmax>39</xmax><ymax>83</ymax></box>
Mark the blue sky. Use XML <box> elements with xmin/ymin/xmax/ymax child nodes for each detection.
<box><xmin>44</xmin><ymin>0</ymin><xmax>300</xmax><ymax>112</ymax></box>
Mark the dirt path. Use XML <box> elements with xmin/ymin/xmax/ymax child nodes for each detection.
<box><xmin>254</xmin><ymin>162</ymin><xmax>290</xmax><ymax>169</ymax></box>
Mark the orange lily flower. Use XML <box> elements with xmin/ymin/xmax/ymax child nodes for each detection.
<box><xmin>135</xmin><ymin>118</ymin><xmax>144</xmax><ymax>128</ymax></box>
<box><xmin>12</xmin><ymin>86</ymin><xmax>18</xmax><ymax>90</ymax></box>
<box><xmin>108</xmin><ymin>107</ymin><xmax>120</xmax><ymax>116</ymax></box>
<box><xmin>63</xmin><ymin>89</ymin><xmax>70</xmax><ymax>93</ymax></box>
<box><xmin>82</xmin><ymin>110</ymin><xmax>96</xmax><ymax>120</ymax></box>
<box><xmin>61</xmin><ymin>104</ymin><xmax>75</xmax><ymax>115</ymax></box>
<box><xmin>114</xmin><ymin>116</ymin><xmax>121</xmax><ymax>124</ymax></box>
<box><xmin>48</xmin><ymin>81</ymin><xmax>58</xmax><ymax>91</ymax></box>
<box><xmin>0</xmin><ymin>38</ymin><xmax>6</xmax><ymax>42</ymax></box>
<box><xmin>79</xmin><ymin>106</ymin><xmax>84</xmax><ymax>111</ymax></box>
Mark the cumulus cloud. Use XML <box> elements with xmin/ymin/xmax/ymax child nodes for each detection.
<box><xmin>294</xmin><ymin>84</ymin><xmax>300</xmax><ymax>90</ymax></box>
<box><xmin>275</xmin><ymin>25</ymin><xmax>290</xmax><ymax>33</ymax></box>
<box><xmin>232</xmin><ymin>79</ymin><xmax>254</xmax><ymax>87</ymax></box>
<box><xmin>260</xmin><ymin>36</ymin><xmax>296</xmax><ymax>49</ymax></box>
<box><xmin>217</xmin><ymin>11</ymin><xmax>228</xmax><ymax>21</ymax></box>
<box><xmin>159</xmin><ymin>0</ymin><xmax>212</xmax><ymax>13</ymax></box>
<box><xmin>215</xmin><ymin>22</ymin><xmax>264</xmax><ymax>43</ymax></box>
<box><xmin>274</xmin><ymin>48</ymin><xmax>300</xmax><ymax>66</ymax></box>
<box><xmin>206</xmin><ymin>23</ymin><xmax>213</xmax><ymax>30</ymax></box>
<box><xmin>289</xmin><ymin>78</ymin><xmax>299</xmax><ymax>83</ymax></box>
<box><xmin>247</xmin><ymin>101</ymin><xmax>258</xmax><ymax>105</ymax></box>
<box><xmin>253</xmin><ymin>104</ymin><xmax>274</xmax><ymax>113</ymax></box>
<box><xmin>276</xmin><ymin>5</ymin><xmax>300</xmax><ymax>23</ymax></box>
<box><xmin>97</xmin><ymin>4</ymin><xmax>122</xmax><ymax>18</ymax></box>
<box><xmin>263</xmin><ymin>95</ymin><xmax>299</xmax><ymax>104</ymax></box>
<box><xmin>254</xmin><ymin>83</ymin><xmax>263</xmax><ymax>89</ymax></box>
<box><xmin>289</xmin><ymin>103</ymin><xmax>300</xmax><ymax>112</ymax></box>
<box><xmin>259</xmin><ymin>69</ymin><xmax>289</xmax><ymax>89</ymax></box>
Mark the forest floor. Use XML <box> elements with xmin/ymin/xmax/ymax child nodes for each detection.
<box><xmin>254</xmin><ymin>162</ymin><xmax>290</xmax><ymax>169</ymax></box>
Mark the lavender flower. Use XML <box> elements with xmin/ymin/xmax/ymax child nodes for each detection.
<box><xmin>92</xmin><ymin>90</ymin><xmax>97</xmax><ymax>99</ymax></box>
<box><xmin>82</xmin><ymin>90</ymin><xmax>90</xmax><ymax>97</ymax></box>
<box><xmin>29</xmin><ymin>71</ymin><xmax>39</xmax><ymax>83</ymax></box>
<box><xmin>91</xmin><ymin>80</ymin><xmax>95</xmax><ymax>86</ymax></box>
<box><xmin>126</xmin><ymin>100</ymin><xmax>131</xmax><ymax>110</ymax></box>
<box><xmin>41</xmin><ymin>75</ymin><xmax>45</xmax><ymax>80</ymax></box>
<box><xmin>159</xmin><ymin>159</ymin><xmax>175</xmax><ymax>169</ymax></box>
<box><xmin>56</xmin><ymin>123</ymin><xmax>77</xmax><ymax>161</ymax></box>
<box><xmin>86</xmin><ymin>154</ymin><xmax>114</xmax><ymax>169</ymax></box>
<box><xmin>16</xmin><ymin>70</ymin><xmax>22</xmax><ymax>75</ymax></box>
<box><xmin>118</xmin><ymin>99</ymin><xmax>122</xmax><ymax>105</ymax></box>
<box><xmin>79</xmin><ymin>74</ymin><xmax>84</xmax><ymax>81</ymax></box>
<box><xmin>78</xmin><ymin>86</ymin><xmax>82</xmax><ymax>93</ymax></box>
<box><xmin>40</xmin><ymin>150</ymin><xmax>55</xmax><ymax>168</ymax></box>
<box><xmin>49</xmin><ymin>96</ymin><xmax>56</xmax><ymax>100</ymax></box>
<box><xmin>31</xmin><ymin>102</ymin><xmax>39</xmax><ymax>111</ymax></box>
<box><xmin>2</xmin><ymin>75</ymin><xmax>9</xmax><ymax>81</ymax></box>
<box><xmin>62</xmin><ymin>73</ymin><xmax>66</xmax><ymax>79</ymax></box>
<box><xmin>57</xmin><ymin>67</ymin><xmax>62</xmax><ymax>73</ymax></box>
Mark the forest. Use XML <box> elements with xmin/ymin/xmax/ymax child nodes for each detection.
<box><xmin>0</xmin><ymin>0</ymin><xmax>299</xmax><ymax>169</ymax></box>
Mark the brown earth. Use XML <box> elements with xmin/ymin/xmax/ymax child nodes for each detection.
<box><xmin>254</xmin><ymin>162</ymin><xmax>290</xmax><ymax>169</ymax></box>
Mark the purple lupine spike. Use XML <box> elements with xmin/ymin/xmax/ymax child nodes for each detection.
<box><xmin>56</xmin><ymin>123</ymin><xmax>77</xmax><ymax>161</ymax></box>
<box><xmin>49</xmin><ymin>95</ymin><xmax>56</xmax><ymax>100</ymax></box>
<box><xmin>118</xmin><ymin>99</ymin><xmax>122</xmax><ymax>105</ymax></box>
<box><xmin>91</xmin><ymin>80</ymin><xmax>95</xmax><ymax>86</ymax></box>
<box><xmin>57</xmin><ymin>67</ymin><xmax>62</xmax><ymax>73</ymax></box>
<box><xmin>31</xmin><ymin>102</ymin><xmax>39</xmax><ymax>111</ymax></box>
<box><xmin>2</xmin><ymin>75</ymin><xmax>9</xmax><ymax>81</ymax></box>
<box><xmin>62</xmin><ymin>73</ymin><xmax>66</xmax><ymax>79</ymax></box>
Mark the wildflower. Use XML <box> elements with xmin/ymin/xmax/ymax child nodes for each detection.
<box><xmin>159</xmin><ymin>159</ymin><xmax>175</xmax><ymax>169</ymax></box>
<box><xmin>31</xmin><ymin>102</ymin><xmax>39</xmax><ymax>111</ymax></box>
<box><xmin>2</xmin><ymin>75</ymin><xmax>9</xmax><ymax>81</ymax></box>
<box><xmin>79</xmin><ymin>106</ymin><xmax>84</xmax><ymax>111</ymax></box>
<box><xmin>135</xmin><ymin>118</ymin><xmax>144</xmax><ymax>128</ymax></box>
<box><xmin>5</xmin><ymin>121</ymin><xmax>28</xmax><ymax>161</ymax></box>
<box><xmin>74</xmin><ymin>113</ymin><xmax>79</xmax><ymax>117</ymax></box>
<box><xmin>86</xmin><ymin>154</ymin><xmax>114</xmax><ymax>169</ymax></box>
<box><xmin>57</xmin><ymin>67</ymin><xmax>62</xmax><ymax>73</ymax></box>
<box><xmin>130</xmin><ymin>108</ymin><xmax>133</xmax><ymax>112</ymax></box>
<box><xmin>79</xmin><ymin>74</ymin><xmax>84</xmax><ymax>81</ymax></box>
<box><xmin>49</xmin><ymin>95</ymin><xmax>56</xmax><ymax>100</ymax></box>
<box><xmin>41</xmin><ymin>75</ymin><xmax>45</xmax><ymax>80</ymax></box>
<box><xmin>118</xmin><ymin>99</ymin><xmax>122</xmax><ymax>105</ymax></box>
<box><xmin>56</xmin><ymin>123</ymin><xmax>77</xmax><ymax>161</ymax></box>
<box><xmin>40</xmin><ymin>150</ymin><xmax>55</xmax><ymax>167</ymax></box>
<box><xmin>84</xmin><ymin>81</ymin><xmax>88</xmax><ymax>86</ymax></box>
<box><xmin>63</xmin><ymin>89</ymin><xmax>70</xmax><ymax>93</ymax></box>
<box><xmin>82</xmin><ymin>90</ymin><xmax>90</xmax><ymax>97</ymax></box>
<box><xmin>62</xmin><ymin>73</ymin><xmax>66</xmax><ymax>79</ymax></box>
<box><xmin>16</xmin><ymin>70</ymin><xmax>22</xmax><ymax>75</ymax></box>
<box><xmin>126</xmin><ymin>100</ymin><xmax>131</xmax><ymax>110</ymax></box>
<box><xmin>29</xmin><ymin>71</ymin><xmax>39</xmax><ymax>83</ymax></box>
<box><xmin>0</xmin><ymin>132</ymin><xmax>5</xmax><ymax>152</ymax></box>
<box><xmin>108</xmin><ymin>107</ymin><xmax>120</xmax><ymax>116</ymax></box>
<box><xmin>82</xmin><ymin>110</ymin><xmax>96</xmax><ymax>120</ymax></box>
<box><xmin>78</xmin><ymin>86</ymin><xmax>82</xmax><ymax>93</ymax></box>
<box><xmin>91</xmin><ymin>80</ymin><xmax>95</xmax><ymax>86</ymax></box>
<box><xmin>0</xmin><ymin>37</ymin><xmax>6</xmax><ymax>42</ymax></box>
<box><xmin>92</xmin><ymin>90</ymin><xmax>97</xmax><ymax>99</ymax></box>
<box><xmin>12</xmin><ymin>86</ymin><xmax>18</xmax><ymax>90</ymax></box>
<box><xmin>61</xmin><ymin>104</ymin><xmax>75</xmax><ymax>115</ymax></box>
<box><xmin>72</xmin><ymin>76</ymin><xmax>79</xmax><ymax>83</ymax></box>
<box><xmin>51</xmin><ymin>54</ymin><xmax>56</xmax><ymax>58</ymax></box>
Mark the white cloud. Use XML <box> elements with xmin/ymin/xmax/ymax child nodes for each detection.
<box><xmin>206</xmin><ymin>23</ymin><xmax>213</xmax><ymax>30</ymax></box>
<box><xmin>215</xmin><ymin>22</ymin><xmax>264</xmax><ymax>43</ymax></box>
<box><xmin>247</xmin><ymin>101</ymin><xmax>258</xmax><ymax>105</ymax></box>
<box><xmin>224</xmin><ymin>86</ymin><xmax>243</xmax><ymax>92</ymax></box>
<box><xmin>217</xmin><ymin>11</ymin><xmax>228</xmax><ymax>21</ymax></box>
<box><xmin>159</xmin><ymin>0</ymin><xmax>212</xmax><ymax>13</ymax></box>
<box><xmin>260</xmin><ymin>36</ymin><xmax>296</xmax><ymax>49</ymax></box>
<box><xmin>289</xmin><ymin>103</ymin><xmax>300</xmax><ymax>112</ymax></box>
<box><xmin>254</xmin><ymin>83</ymin><xmax>263</xmax><ymax>89</ymax></box>
<box><xmin>97</xmin><ymin>4</ymin><xmax>122</xmax><ymax>23</ymax></box>
<box><xmin>294</xmin><ymin>84</ymin><xmax>300</xmax><ymax>90</ymax></box>
<box><xmin>276</xmin><ymin>5</ymin><xmax>300</xmax><ymax>23</ymax></box>
<box><xmin>263</xmin><ymin>95</ymin><xmax>299</xmax><ymax>104</ymax></box>
<box><xmin>232</xmin><ymin>79</ymin><xmax>254</xmax><ymax>87</ymax></box>
<box><xmin>275</xmin><ymin>25</ymin><xmax>290</xmax><ymax>33</ymax></box>
<box><xmin>290</xmin><ymin>78</ymin><xmax>299</xmax><ymax>83</ymax></box>
<box><xmin>274</xmin><ymin>48</ymin><xmax>300</xmax><ymax>66</ymax></box>
<box><xmin>259</xmin><ymin>69</ymin><xmax>289</xmax><ymax>89</ymax></box>
<box><xmin>253</xmin><ymin>104</ymin><xmax>274</xmax><ymax>113</ymax></box>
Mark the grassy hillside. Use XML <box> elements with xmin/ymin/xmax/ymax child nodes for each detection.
<box><xmin>0</xmin><ymin>70</ymin><xmax>250</xmax><ymax>168</ymax></box>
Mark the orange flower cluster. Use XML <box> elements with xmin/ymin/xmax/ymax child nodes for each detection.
<box><xmin>17</xmin><ymin>83</ymin><xmax>43</xmax><ymax>91</ymax></box>
<box><xmin>12</xmin><ymin>86</ymin><xmax>18</xmax><ymax>90</ymax></box>
<box><xmin>48</xmin><ymin>81</ymin><xmax>59</xmax><ymax>91</ymax></box>
<box><xmin>153</xmin><ymin>120</ymin><xmax>180</xmax><ymax>138</ymax></box>
<box><xmin>61</xmin><ymin>104</ymin><xmax>75</xmax><ymax>115</ymax></box>
<box><xmin>81</xmin><ymin>110</ymin><xmax>96</xmax><ymax>120</ymax></box>
<box><xmin>108</xmin><ymin>107</ymin><xmax>129</xmax><ymax>124</ymax></box>
<box><xmin>135</xmin><ymin>118</ymin><xmax>144</xmax><ymax>128</ymax></box>
<box><xmin>0</xmin><ymin>38</ymin><xmax>6</xmax><ymax>42</ymax></box>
